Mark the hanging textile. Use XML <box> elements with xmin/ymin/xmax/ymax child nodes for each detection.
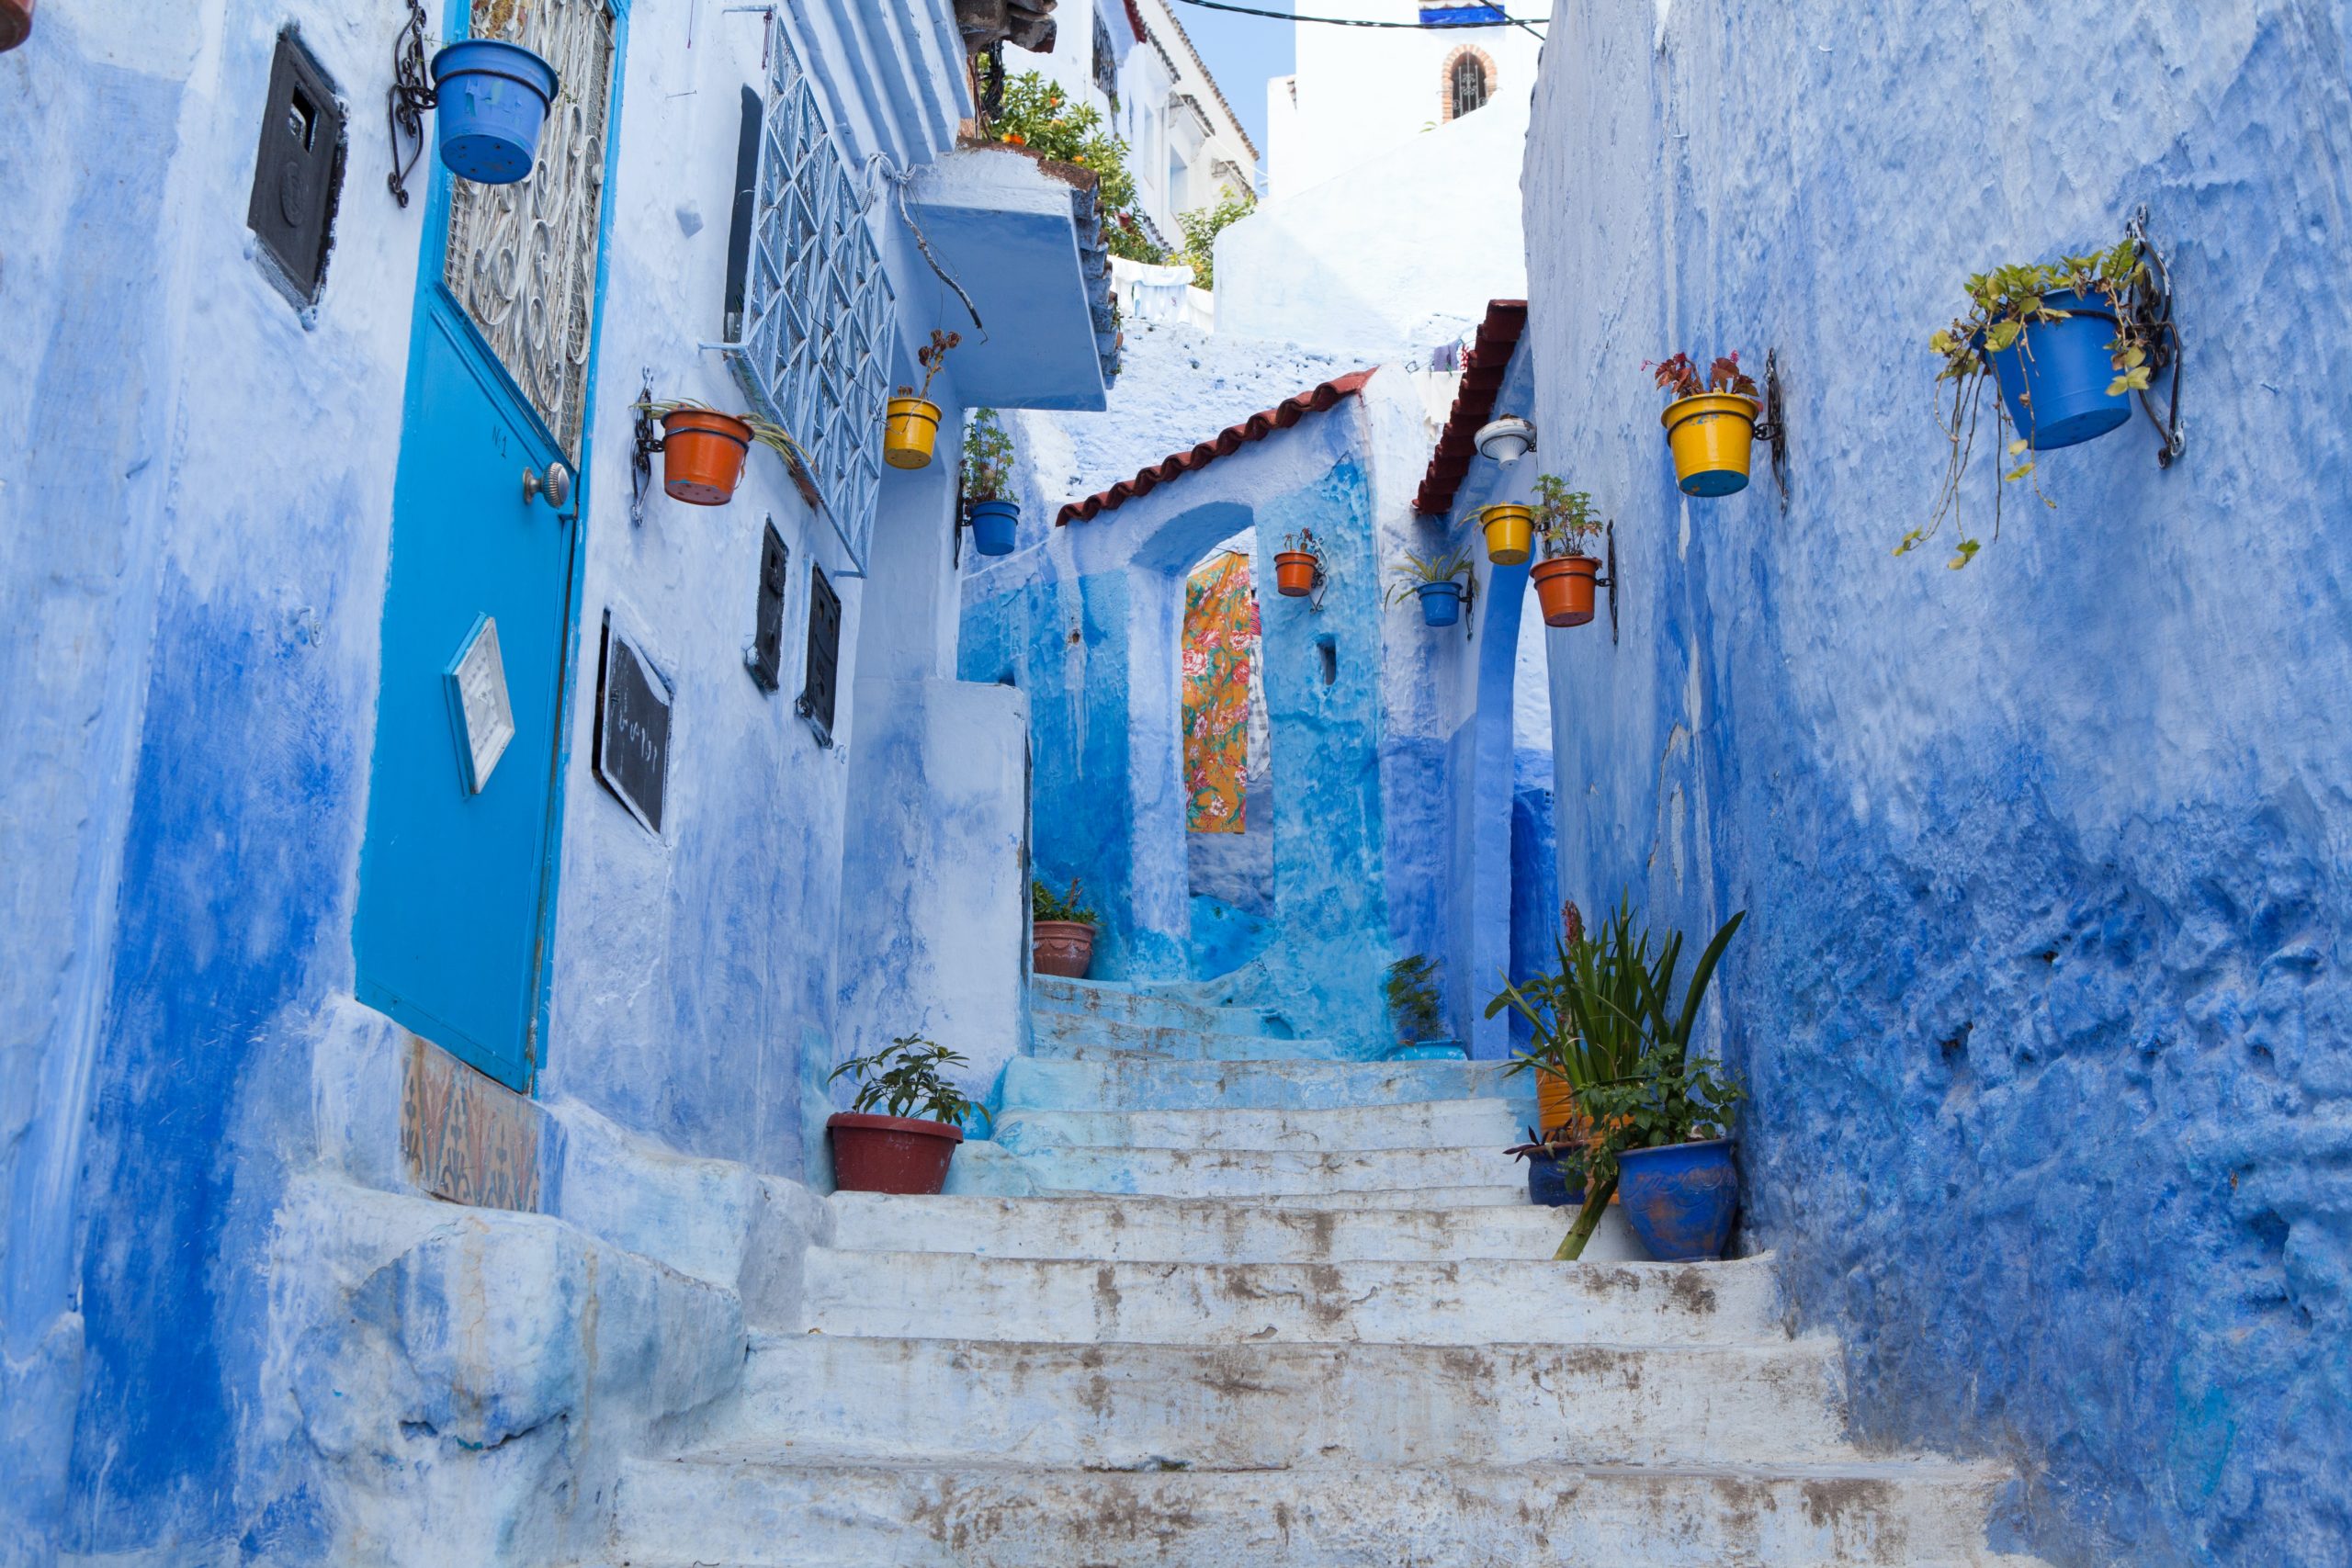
<box><xmin>1182</xmin><ymin>550</ymin><xmax>1258</xmax><ymax>832</ymax></box>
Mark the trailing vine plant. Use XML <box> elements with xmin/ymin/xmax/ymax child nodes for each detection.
<box><xmin>1903</xmin><ymin>237</ymin><xmax>2155</xmax><ymax>569</ymax></box>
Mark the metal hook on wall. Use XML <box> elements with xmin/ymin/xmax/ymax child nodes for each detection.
<box><xmin>2125</xmin><ymin>203</ymin><xmax>2187</xmax><ymax>469</ymax></box>
<box><xmin>1749</xmin><ymin>349</ymin><xmax>1792</xmax><ymax>512</ymax></box>
<box><xmin>1592</xmin><ymin>521</ymin><xmax>1623</xmax><ymax>646</ymax></box>
<box><xmin>629</xmin><ymin>370</ymin><xmax>662</xmax><ymax>527</ymax></box>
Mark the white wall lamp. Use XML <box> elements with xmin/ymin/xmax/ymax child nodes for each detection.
<box><xmin>1474</xmin><ymin>415</ymin><xmax>1535</xmax><ymax>465</ymax></box>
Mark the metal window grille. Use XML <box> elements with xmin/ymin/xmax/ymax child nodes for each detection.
<box><xmin>720</xmin><ymin>27</ymin><xmax>895</xmax><ymax>576</ymax></box>
<box><xmin>1450</xmin><ymin>55</ymin><xmax>1489</xmax><ymax>119</ymax></box>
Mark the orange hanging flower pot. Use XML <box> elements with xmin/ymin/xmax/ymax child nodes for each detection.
<box><xmin>1531</xmin><ymin>555</ymin><xmax>1599</xmax><ymax>627</ymax></box>
<box><xmin>1273</xmin><ymin>551</ymin><xmax>1317</xmax><ymax>597</ymax></box>
<box><xmin>660</xmin><ymin>409</ymin><xmax>754</xmax><ymax>505</ymax></box>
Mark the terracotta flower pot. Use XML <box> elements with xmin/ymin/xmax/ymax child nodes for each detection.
<box><xmin>884</xmin><ymin>395</ymin><xmax>942</xmax><ymax>469</ymax></box>
<box><xmin>828</xmin><ymin>1111</ymin><xmax>963</xmax><ymax>1195</ymax></box>
<box><xmin>1034</xmin><ymin>919</ymin><xmax>1097</xmax><ymax>978</ymax></box>
<box><xmin>1531</xmin><ymin>555</ymin><xmax>1598</xmax><ymax>627</ymax></box>
<box><xmin>0</xmin><ymin>0</ymin><xmax>34</xmax><ymax>52</ymax></box>
<box><xmin>1272</xmin><ymin>551</ymin><xmax>1317</xmax><ymax>597</ymax></box>
<box><xmin>661</xmin><ymin>409</ymin><xmax>753</xmax><ymax>505</ymax></box>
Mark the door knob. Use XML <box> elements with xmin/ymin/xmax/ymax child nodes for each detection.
<box><xmin>523</xmin><ymin>461</ymin><xmax>572</xmax><ymax>513</ymax></box>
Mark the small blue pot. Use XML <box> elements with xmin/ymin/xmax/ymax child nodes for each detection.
<box><xmin>1525</xmin><ymin>1152</ymin><xmax>1583</xmax><ymax>1209</ymax></box>
<box><xmin>432</xmin><ymin>39</ymin><xmax>560</xmax><ymax>186</ymax></box>
<box><xmin>970</xmin><ymin>499</ymin><xmax>1019</xmax><ymax>557</ymax></box>
<box><xmin>1415</xmin><ymin>581</ymin><xmax>1463</xmax><ymax>627</ymax></box>
<box><xmin>1383</xmin><ymin>1039</ymin><xmax>1467</xmax><ymax>1061</ymax></box>
<box><xmin>1981</xmin><ymin>287</ymin><xmax>2133</xmax><ymax>451</ymax></box>
<box><xmin>1616</xmin><ymin>1137</ymin><xmax>1738</xmax><ymax>1261</ymax></box>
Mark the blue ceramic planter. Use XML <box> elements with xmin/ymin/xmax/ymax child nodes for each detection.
<box><xmin>1525</xmin><ymin>1151</ymin><xmax>1583</xmax><ymax>1209</ymax></box>
<box><xmin>432</xmin><ymin>39</ymin><xmax>560</xmax><ymax>186</ymax></box>
<box><xmin>1616</xmin><ymin>1138</ymin><xmax>1738</xmax><ymax>1260</ymax></box>
<box><xmin>1415</xmin><ymin>581</ymin><xmax>1463</xmax><ymax>627</ymax></box>
<box><xmin>1983</xmin><ymin>288</ymin><xmax>2133</xmax><ymax>451</ymax></box>
<box><xmin>970</xmin><ymin>499</ymin><xmax>1019</xmax><ymax>557</ymax></box>
<box><xmin>1383</xmin><ymin>1039</ymin><xmax>1467</xmax><ymax>1061</ymax></box>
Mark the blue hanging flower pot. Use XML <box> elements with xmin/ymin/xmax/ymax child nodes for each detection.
<box><xmin>431</xmin><ymin>39</ymin><xmax>560</xmax><ymax>186</ymax></box>
<box><xmin>1415</xmin><ymin>580</ymin><xmax>1464</xmax><ymax>627</ymax></box>
<box><xmin>969</xmin><ymin>499</ymin><xmax>1019</xmax><ymax>557</ymax></box>
<box><xmin>1980</xmin><ymin>288</ymin><xmax>2133</xmax><ymax>451</ymax></box>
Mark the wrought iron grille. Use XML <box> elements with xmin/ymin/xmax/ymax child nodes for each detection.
<box><xmin>443</xmin><ymin>0</ymin><xmax>616</xmax><ymax>460</ymax></box>
<box><xmin>722</xmin><ymin>27</ymin><xmax>896</xmax><ymax>574</ymax></box>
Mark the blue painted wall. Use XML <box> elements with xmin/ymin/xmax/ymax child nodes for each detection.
<box><xmin>1524</xmin><ymin>5</ymin><xmax>2352</xmax><ymax>1562</ymax></box>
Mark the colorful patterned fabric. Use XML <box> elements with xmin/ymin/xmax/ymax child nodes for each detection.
<box><xmin>1182</xmin><ymin>551</ymin><xmax>1258</xmax><ymax>832</ymax></box>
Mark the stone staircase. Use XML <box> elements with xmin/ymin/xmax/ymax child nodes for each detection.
<box><xmin>601</xmin><ymin>976</ymin><xmax>2043</xmax><ymax>1566</ymax></box>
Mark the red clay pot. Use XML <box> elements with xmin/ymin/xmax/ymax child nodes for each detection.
<box><xmin>1272</xmin><ymin>551</ymin><xmax>1317</xmax><ymax>597</ymax></box>
<box><xmin>1034</xmin><ymin>919</ymin><xmax>1097</xmax><ymax>978</ymax></box>
<box><xmin>661</xmin><ymin>408</ymin><xmax>753</xmax><ymax>505</ymax></box>
<box><xmin>828</xmin><ymin>1111</ymin><xmax>963</xmax><ymax>1194</ymax></box>
<box><xmin>1532</xmin><ymin>555</ymin><xmax>1599</xmax><ymax>627</ymax></box>
<box><xmin>0</xmin><ymin>1</ymin><xmax>31</xmax><ymax>53</ymax></box>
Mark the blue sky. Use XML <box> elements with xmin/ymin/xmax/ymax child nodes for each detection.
<box><xmin>1161</xmin><ymin>0</ymin><xmax>1295</xmax><ymax>160</ymax></box>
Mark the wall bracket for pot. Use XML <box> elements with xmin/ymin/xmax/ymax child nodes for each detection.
<box><xmin>1590</xmin><ymin>521</ymin><xmax>1622</xmax><ymax>646</ymax></box>
<box><xmin>2124</xmin><ymin>203</ymin><xmax>2187</xmax><ymax>469</ymax></box>
<box><xmin>628</xmin><ymin>374</ymin><xmax>668</xmax><ymax>527</ymax></box>
<box><xmin>1296</xmin><ymin>529</ymin><xmax>1332</xmax><ymax>614</ymax></box>
<box><xmin>1749</xmin><ymin>349</ymin><xmax>1792</xmax><ymax>511</ymax></box>
<box><xmin>384</xmin><ymin>0</ymin><xmax>436</xmax><ymax>208</ymax></box>
<box><xmin>1460</xmin><ymin>571</ymin><xmax>1478</xmax><ymax>642</ymax></box>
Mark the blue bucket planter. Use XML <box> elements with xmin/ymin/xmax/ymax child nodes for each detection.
<box><xmin>1525</xmin><ymin>1151</ymin><xmax>1583</xmax><ymax>1209</ymax></box>
<box><xmin>1415</xmin><ymin>581</ymin><xmax>1464</xmax><ymax>627</ymax></box>
<box><xmin>1616</xmin><ymin>1138</ymin><xmax>1738</xmax><ymax>1260</ymax></box>
<box><xmin>969</xmin><ymin>499</ymin><xmax>1019</xmax><ymax>557</ymax></box>
<box><xmin>1982</xmin><ymin>288</ymin><xmax>2133</xmax><ymax>451</ymax></box>
<box><xmin>432</xmin><ymin>39</ymin><xmax>560</xmax><ymax>186</ymax></box>
<box><xmin>1383</xmin><ymin>1039</ymin><xmax>1466</xmax><ymax>1062</ymax></box>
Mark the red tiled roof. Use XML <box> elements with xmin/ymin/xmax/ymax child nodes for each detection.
<box><xmin>1057</xmin><ymin>368</ymin><xmax>1376</xmax><ymax>525</ymax></box>
<box><xmin>1412</xmin><ymin>299</ymin><xmax>1529</xmax><ymax>515</ymax></box>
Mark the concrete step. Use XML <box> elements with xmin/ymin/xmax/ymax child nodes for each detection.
<box><xmin>1031</xmin><ymin>975</ymin><xmax>1286</xmax><ymax>1034</ymax></box>
<box><xmin>797</xmin><ymin>1250</ymin><xmax>1779</xmax><ymax>1345</ymax></box>
<box><xmin>610</xmin><ymin>1455</ymin><xmax>2042</xmax><ymax>1567</ymax></box>
<box><xmin>718</xmin><ymin>1333</ymin><xmax>1850</xmax><ymax>1467</ymax></box>
<box><xmin>1001</xmin><ymin>1053</ymin><xmax>1539</xmax><ymax>1113</ymax></box>
<box><xmin>1008</xmin><ymin>1140</ymin><xmax>1523</xmax><ymax>1197</ymax></box>
<box><xmin>1029</xmin><ymin>1014</ymin><xmax>1354</xmax><ymax>1061</ymax></box>
<box><xmin>995</xmin><ymin>1098</ymin><xmax>1525</xmax><ymax>1156</ymax></box>
<box><xmin>826</xmin><ymin>1191</ymin><xmax>1577</xmax><ymax>1262</ymax></box>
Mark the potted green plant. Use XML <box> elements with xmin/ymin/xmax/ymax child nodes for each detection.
<box><xmin>1528</xmin><ymin>476</ymin><xmax>1603</xmax><ymax>627</ymax></box>
<box><xmin>1903</xmin><ymin>237</ymin><xmax>2155</xmax><ymax>568</ymax></box>
<box><xmin>887</xmin><ymin>329</ymin><xmax>960</xmax><ymax>469</ymax></box>
<box><xmin>963</xmin><ymin>409</ymin><xmax>1019</xmax><ymax>556</ymax></box>
<box><xmin>827</xmin><ymin>1033</ymin><xmax>989</xmax><ymax>1194</ymax></box>
<box><xmin>637</xmin><ymin>396</ymin><xmax>816</xmax><ymax>507</ymax></box>
<box><xmin>1382</xmin><ymin>954</ymin><xmax>1464</xmax><ymax>1059</ymax></box>
<box><xmin>1584</xmin><ymin>1043</ymin><xmax>1747</xmax><ymax>1262</ymax></box>
<box><xmin>1650</xmin><ymin>350</ymin><xmax>1759</xmax><ymax>497</ymax></box>
<box><xmin>1033</xmin><ymin>876</ymin><xmax>1099</xmax><ymax>978</ymax></box>
<box><xmin>1488</xmin><ymin>897</ymin><xmax>1745</xmax><ymax>1260</ymax></box>
<box><xmin>1384</xmin><ymin>547</ymin><xmax>1474</xmax><ymax>627</ymax></box>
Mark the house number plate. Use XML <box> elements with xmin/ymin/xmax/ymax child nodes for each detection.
<box><xmin>444</xmin><ymin>614</ymin><xmax>515</xmax><ymax>795</ymax></box>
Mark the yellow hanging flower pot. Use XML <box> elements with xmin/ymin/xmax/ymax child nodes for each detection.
<box><xmin>884</xmin><ymin>396</ymin><xmax>941</xmax><ymax>469</ymax></box>
<box><xmin>1651</xmin><ymin>351</ymin><xmax>1760</xmax><ymax>497</ymax></box>
<box><xmin>1479</xmin><ymin>502</ymin><xmax>1534</xmax><ymax>566</ymax></box>
<box><xmin>885</xmin><ymin>326</ymin><xmax>961</xmax><ymax>470</ymax></box>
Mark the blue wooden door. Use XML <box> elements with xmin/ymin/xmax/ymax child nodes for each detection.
<box><xmin>356</xmin><ymin>0</ymin><xmax>620</xmax><ymax>1091</ymax></box>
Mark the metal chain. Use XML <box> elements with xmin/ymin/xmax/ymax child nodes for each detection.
<box><xmin>386</xmin><ymin>0</ymin><xmax>436</xmax><ymax>208</ymax></box>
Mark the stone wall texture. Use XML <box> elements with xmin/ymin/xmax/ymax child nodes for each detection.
<box><xmin>1522</xmin><ymin>4</ymin><xmax>2352</xmax><ymax>1563</ymax></box>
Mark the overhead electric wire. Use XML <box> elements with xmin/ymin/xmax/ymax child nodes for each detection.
<box><xmin>1173</xmin><ymin>1</ymin><xmax>1547</xmax><ymax>39</ymax></box>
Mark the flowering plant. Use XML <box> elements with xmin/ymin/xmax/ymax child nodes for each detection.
<box><xmin>961</xmin><ymin>408</ymin><xmax>1014</xmax><ymax>502</ymax></box>
<box><xmin>1646</xmin><ymin>350</ymin><xmax>1757</xmax><ymax>402</ymax></box>
<box><xmin>898</xmin><ymin>329</ymin><xmax>960</xmax><ymax>401</ymax></box>
<box><xmin>1531</xmin><ymin>475</ymin><xmax>1602</xmax><ymax>560</ymax></box>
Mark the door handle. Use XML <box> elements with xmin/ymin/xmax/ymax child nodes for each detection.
<box><xmin>523</xmin><ymin>461</ymin><xmax>572</xmax><ymax>514</ymax></box>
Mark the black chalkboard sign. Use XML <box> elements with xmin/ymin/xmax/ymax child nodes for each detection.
<box><xmin>594</xmin><ymin>616</ymin><xmax>672</xmax><ymax>836</ymax></box>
